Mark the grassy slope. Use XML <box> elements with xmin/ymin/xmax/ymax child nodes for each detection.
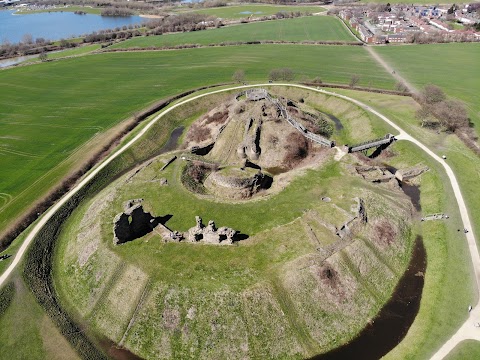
<box><xmin>333</xmin><ymin>89</ymin><xmax>477</xmax><ymax>359</ymax></box>
<box><xmin>0</xmin><ymin>45</ymin><xmax>395</xmax><ymax>236</ymax></box>
<box><xmin>110</xmin><ymin>16</ymin><xmax>356</xmax><ymax>49</ymax></box>
<box><xmin>445</xmin><ymin>340</ymin><xmax>480</xmax><ymax>360</ymax></box>
<box><xmin>173</xmin><ymin>5</ymin><xmax>325</xmax><ymax>19</ymax></box>
<box><xmin>375</xmin><ymin>43</ymin><xmax>480</xmax><ymax>127</ymax></box>
<box><xmin>0</xmin><ymin>275</ymin><xmax>79</xmax><ymax>360</ymax></box>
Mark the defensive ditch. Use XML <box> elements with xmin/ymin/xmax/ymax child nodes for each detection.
<box><xmin>311</xmin><ymin>236</ymin><xmax>426</xmax><ymax>360</ymax></box>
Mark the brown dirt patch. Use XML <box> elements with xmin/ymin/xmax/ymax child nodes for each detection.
<box><xmin>372</xmin><ymin>219</ymin><xmax>397</xmax><ymax>248</ymax></box>
<box><xmin>162</xmin><ymin>307</ymin><xmax>181</xmax><ymax>331</ymax></box>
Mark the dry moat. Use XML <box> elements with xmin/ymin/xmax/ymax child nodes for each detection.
<box><xmin>54</xmin><ymin>87</ymin><xmax>427</xmax><ymax>359</ymax></box>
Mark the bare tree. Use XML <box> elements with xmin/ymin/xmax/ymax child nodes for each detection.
<box><xmin>349</xmin><ymin>74</ymin><xmax>360</xmax><ymax>88</ymax></box>
<box><xmin>22</xmin><ymin>33</ymin><xmax>33</xmax><ymax>45</ymax></box>
<box><xmin>232</xmin><ymin>69</ymin><xmax>245</xmax><ymax>83</ymax></box>
<box><xmin>434</xmin><ymin>99</ymin><xmax>469</xmax><ymax>132</ymax></box>
<box><xmin>395</xmin><ymin>81</ymin><xmax>409</xmax><ymax>93</ymax></box>
<box><xmin>269</xmin><ymin>68</ymin><xmax>294</xmax><ymax>82</ymax></box>
<box><xmin>422</xmin><ymin>84</ymin><xmax>446</xmax><ymax>104</ymax></box>
<box><xmin>38</xmin><ymin>51</ymin><xmax>48</xmax><ymax>62</ymax></box>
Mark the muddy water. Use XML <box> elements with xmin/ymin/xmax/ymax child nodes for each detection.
<box><xmin>400</xmin><ymin>182</ymin><xmax>421</xmax><ymax>212</ymax></box>
<box><xmin>325</xmin><ymin>113</ymin><xmax>344</xmax><ymax>131</ymax></box>
<box><xmin>159</xmin><ymin>126</ymin><xmax>184</xmax><ymax>153</ymax></box>
<box><xmin>311</xmin><ymin>236</ymin><xmax>426</xmax><ymax>360</ymax></box>
<box><xmin>382</xmin><ymin>164</ymin><xmax>421</xmax><ymax>212</ymax></box>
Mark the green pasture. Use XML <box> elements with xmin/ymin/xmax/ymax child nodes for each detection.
<box><xmin>111</xmin><ymin>16</ymin><xmax>356</xmax><ymax>49</ymax></box>
<box><xmin>22</xmin><ymin>44</ymin><xmax>101</xmax><ymax>64</ymax></box>
<box><xmin>0</xmin><ymin>45</ymin><xmax>395</xmax><ymax>239</ymax></box>
<box><xmin>446</xmin><ymin>340</ymin><xmax>480</xmax><ymax>360</ymax></box>
<box><xmin>374</xmin><ymin>43</ymin><xmax>480</xmax><ymax>127</ymax></box>
<box><xmin>173</xmin><ymin>5</ymin><xmax>325</xmax><ymax>19</ymax></box>
<box><xmin>333</xmin><ymin>89</ymin><xmax>477</xmax><ymax>359</ymax></box>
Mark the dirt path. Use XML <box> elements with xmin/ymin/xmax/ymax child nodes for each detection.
<box><xmin>365</xmin><ymin>46</ymin><xmax>418</xmax><ymax>94</ymax></box>
<box><xmin>0</xmin><ymin>84</ymin><xmax>478</xmax><ymax>360</ymax></box>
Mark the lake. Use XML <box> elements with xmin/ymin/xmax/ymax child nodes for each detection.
<box><xmin>0</xmin><ymin>10</ymin><xmax>144</xmax><ymax>44</ymax></box>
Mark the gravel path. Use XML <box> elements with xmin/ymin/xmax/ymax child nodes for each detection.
<box><xmin>365</xmin><ymin>46</ymin><xmax>418</xmax><ymax>94</ymax></box>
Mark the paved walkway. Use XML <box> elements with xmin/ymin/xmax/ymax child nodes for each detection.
<box><xmin>0</xmin><ymin>84</ymin><xmax>478</xmax><ymax>360</ymax></box>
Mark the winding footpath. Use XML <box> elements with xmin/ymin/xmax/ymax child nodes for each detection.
<box><xmin>0</xmin><ymin>84</ymin><xmax>478</xmax><ymax>359</ymax></box>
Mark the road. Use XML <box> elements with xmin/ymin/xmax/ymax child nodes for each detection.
<box><xmin>0</xmin><ymin>84</ymin><xmax>478</xmax><ymax>359</ymax></box>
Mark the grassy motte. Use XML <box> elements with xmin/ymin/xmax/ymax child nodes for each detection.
<box><xmin>54</xmin><ymin>88</ymin><xmax>417</xmax><ymax>359</ymax></box>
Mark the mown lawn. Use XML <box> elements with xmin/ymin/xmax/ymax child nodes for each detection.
<box><xmin>0</xmin><ymin>45</ymin><xmax>395</xmax><ymax>239</ymax></box>
<box><xmin>375</xmin><ymin>43</ymin><xmax>480</xmax><ymax>127</ymax></box>
<box><xmin>173</xmin><ymin>4</ymin><xmax>325</xmax><ymax>19</ymax></box>
<box><xmin>110</xmin><ymin>16</ymin><xmax>356</xmax><ymax>49</ymax></box>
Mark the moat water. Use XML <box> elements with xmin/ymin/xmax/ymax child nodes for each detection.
<box><xmin>311</xmin><ymin>236</ymin><xmax>426</xmax><ymax>360</ymax></box>
<box><xmin>0</xmin><ymin>9</ymin><xmax>143</xmax><ymax>44</ymax></box>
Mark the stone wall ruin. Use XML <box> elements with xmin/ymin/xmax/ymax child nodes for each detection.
<box><xmin>113</xmin><ymin>200</ymin><xmax>240</xmax><ymax>246</ymax></box>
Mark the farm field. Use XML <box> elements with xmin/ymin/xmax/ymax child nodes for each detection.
<box><xmin>110</xmin><ymin>16</ymin><xmax>356</xmax><ymax>49</ymax></box>
<box><xmin>22</xmin><ymin>44</ymin><xmax>101</xmax><ymax>64</ymax></box>
<box><xmin>172</xmin><ymin>4</ymin><xmax>325</xmax><ymax>19</ymax></box>
<box><xmin>375</xmin><ymin>43</ymin><xmax>480</xmax><ymax>127</ymax></box>
<box><xmin>0</xmin><ymin>45</ymin><xmax>395</xmax><ymax>243</ymax></box>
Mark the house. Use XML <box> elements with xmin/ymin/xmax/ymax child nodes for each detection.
<box><xmin>358</xmin><ymin>25</ymin><xmax>375</xmax><ymax>43</ymax></box>
<box><xmin>387</xmin><ymin>34</ymin><xmax>407</xmax><ymax>43</ymax></box>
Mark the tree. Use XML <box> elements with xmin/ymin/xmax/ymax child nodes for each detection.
<box><xmin>395</xmin><ymin>81</ymin><xmax>409</xmax><ymax>93</ymax></box>
<box><xmin>269</xmin><ymin>68</ymin><xmax>294</xmax><ymax>82</ymax></box>
<box><xmin>434</xmin><ymin>99</ymin><xmax>469</xmax><ymax>132</ymax></box>
<box><xmin>422</xmin><ymin>84</ymin><xmax>446</xmax><ymax>104</ymax></box>
<box><xmin>38</xmin><ymin>51</ymin><xmax>48</xmax><ymax>62</ymax></box>
<box><xmin>22</xmin><ymin>33</ymin><xmax>33</xmax><ymax>45</ymax></box>
<box><xmin>232</xmin><ymin>69</ymin><xmax>245</xmax><ymax>83</ymax></box>
<box><xmin>349</xmin><ymin>74</ymin><xmax>360</xmax><ymax>88</ymax></box>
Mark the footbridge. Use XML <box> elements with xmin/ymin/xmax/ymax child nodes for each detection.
<box><xmin>243</xmin><ymin>89</ymin><xmax>335</xmax><ymax>147</ymax></box>
<box><xmin>348</xmin><ymin>133</ymin><xmax>396</xmax><ymax>153</ymax></box>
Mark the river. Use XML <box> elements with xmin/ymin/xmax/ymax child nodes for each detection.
<box><xmin>0</xmin><ymin>9</ymin><xmax>144</xmax><ymax>44</ymax></box>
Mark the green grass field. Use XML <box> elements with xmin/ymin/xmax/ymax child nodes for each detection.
<box><xmin>375</xmin><ymin>43</ymin><xmax>480</xmax><ymax>127</ymax></box>
<box><xmin>22</xmin><ymin>44</ymin><xmax>101</xmax><ymax>64</ymax></box>
<box><xmin>0</xmin><ymin>45</ymin><xmax>394</xmax><ymax>239</ymax></box>
<box><xmin>110</xmin><ymin>16</ymin><xmax>356</xmax><ymax>49</ymax></box>
<box><xmin>173</xmin><ymin>4</ymin><xmax>325</xmax><ymax>19</ymax></box>
<box><xmin>445</xmin><ymin>340</ymin><xmax>480</xmax><ymax>360</ymax></box>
